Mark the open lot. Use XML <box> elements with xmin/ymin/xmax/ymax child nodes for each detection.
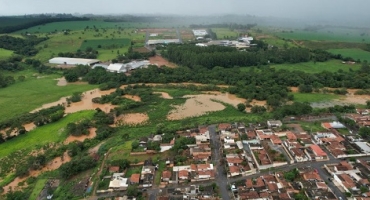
<box><xmin>328</xmin><ymin>48</ymin><xmax>370</xmax><ymax>61</ymax></box>
<box><xmin>212</xmin><ymin>28</ymin><xmax>239</xmax><ymax>39</ymax></box>
<box><xmin>291</xmin><ymin>93</ymin><xmax>340</xmax><ymax>103</ymax></box>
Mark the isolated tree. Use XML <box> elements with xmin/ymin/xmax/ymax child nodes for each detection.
<box><xmin>237</xmin><ymin>103</ymin><xmax>246</xmax><ymax>112</ymax></box>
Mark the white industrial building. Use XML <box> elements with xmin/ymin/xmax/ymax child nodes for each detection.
<box><xmin>146</xmin><ymin>39</ymin><xmax>181</xmax><ymax>45</ymax></box>
<box><xmin>192</xmin><ymin>29</ymin><xmax>208</xmax><ymax>36</ymax></box>
<box><xmin>49</xmin><ymin>57</ymin><xmax>100</xmax><ymax>66</ymax></box>
<box><xmin>107</xmin><ymin>60</ymin><xmax>150</xmax><ymax>73</ymax></box>
<box><xmin>92</xmin><ymin>64</ymin><xmax>109</xmax><ymax>69</ymax></box>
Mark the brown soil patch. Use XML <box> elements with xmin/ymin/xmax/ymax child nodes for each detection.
<box><xmin>64</xmin><ymin>128</ymin><xmax>97</xmax><ymax>144</ymax></box>
<box><xmin>139</xmin><ymin>28</ymin><xmax>172</xmax><ymax>33</ymax></box>
<box><xmin>123</xmin><ymin>94</ymin><xmax>141</xmax><ymax>102</ymax></box>
<box><xmin>149</xmin><ymin>55</ymin><xmax>177</xmax><ymax>68</ymax></box>
<box><xmin>114</xmin><ymin>113</ymin><xmax>149</xmax><ymax>126</ymax></box>
<box><xmin>23</xmin><ymin>122</ymin><xmax>36</xmax><ymax>131</ymax></box>
<box><xmin>153</xmin><ymin>92</ymin><xmax>173</xmax><ymax>99</ymax></box>
<box><xmin>31</xmin><ymin>89</ymin><xmax>117</xmax><ymax>114</ymax></box>
<box><xmin>167</xmin><ymin>93</ymin><xmax>246</xmax><ymax>120</ymax></box>
<box><xmin>2</xmin><ymin>151</ymin><xmax>71</xmax><ymax>193</ymax></box>
<box><xmin>290</xmin><ymin>87</ymin><xmax>299</xmax><ymax>93</ymax></box>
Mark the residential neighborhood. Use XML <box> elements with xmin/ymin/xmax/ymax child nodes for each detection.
<box><xmin>89</xmin><ymin>108</ymin><xmax>370</xmax><ymax>200</ymax></box>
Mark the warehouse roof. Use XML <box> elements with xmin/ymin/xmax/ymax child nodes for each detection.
<box><xmin>49</xmin><ymin>57</ymin><xmax>100</xmax><ymax>66</ymax></box>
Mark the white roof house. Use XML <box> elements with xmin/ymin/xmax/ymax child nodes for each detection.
<box><xmin>49</xmin><ymin>57</ymin><xmax>100</xmax><ymax>66</ymax></box>
<box><xmin>109</xmin><ymin>173</ymin><xmax>128</xmax><ymax>190</ymax></box>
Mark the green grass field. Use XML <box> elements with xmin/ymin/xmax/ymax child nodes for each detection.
<box><xmin>0</xmin><ymin>110</ymin><xmax>94</xmax><ymax>158</ymax></box>
<box><xmin>275</xmin><ymin>27</ymin><xmax>370</xmax><ymax>43</ymax></box>
<box><xmin>31</xmin><ymin>28</ymin><xmax>144</xmax><ymax>61</ymax></box>
<box><xmin>328</xmin><ymin>48</ymin><xmax>370</xmax><ymax>62</ymax></box>
<box><xmin>0</xmin><ymin>69</ymin><xmax>96</xmax><ymax>122</ymax></box>
<box><xmin>269</xmin><ymin>60</ymin><xmax>361</xmax><ymax>73</ymax></box>
<box><xmin>16</xmin><ymin>21</ymin><xmax>183</xmax><ymax>34</ymax></box>
<box><xmin>80</xmin><ymin>38</ymin><xmax>131</xmax><ymax>50</ymax></box>
<box><xmin>29</xmin><ymin>179</ymin><xmax>48</xmax><ymax>200</ymax></box>
<box><xmin>292</xmin><ymin>93</ymin><xmax>340</xmax><ymax>103</ymax></box>
<box><xmin>212</xmin><ymin>28</ymin><xmax>239</xmax><ymax>39</ymax></box>
<box><xmin>0</xmin><ymin>48</ymin><xmax>14</xmax><ymax>60</ymax></box>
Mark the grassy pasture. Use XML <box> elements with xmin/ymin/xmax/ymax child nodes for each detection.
<box><xmin>33</xmin><ymin>28</ymin><xmax>145</xmax><ymax>61</ymax></box>
<box><xmin>328</xmin><ymin>48</ymin><xmax>370</xmax><ymax>62</ymax></box>
<box><xmin>292</xmin><ymin>93</ymin><xmax>340</xmax><ymax>103</ymax></box>
<box><xmin>0</xmin><ymin>69</ymin><xmax>96</xmax><ymax>122</ymax></box>
<box><xmin>270</xmin><ymin>60</ymin><xmax>360</xmax><ymax>73</ymax></box>
<box><xmin>29</xmin><ymin>179</ymin><xmax>48</xmax><ymax>200</ymax></box>
<box><xmin>0</xmin><ymin>110</ymin><xmax>95</xmax><ymax>158</ymax></box>
<box><xmin>16</xmin><ymin>21</ymin><xmax>184</xmax><ymax>34</ymax></box>
<box><xmin>275</xmin><ymin>28</ymin><xmax>370</xmax><ymax>43</ymax></box>
<box><xmin>80</xmin><ymin>38</ymin><xmax>131</xmax><ymax>50</ymax></box>
<box><xmin>0</xmin><ymin>48</ymin><xmax>13</xmax><ymax>60</ymax></box>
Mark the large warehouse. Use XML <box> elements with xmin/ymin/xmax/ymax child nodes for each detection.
<box><xmin>146</xmin><ymin>39</ymin><xmax>181</xmax><ymax>45</ymax></box>
<box><xmin>49</xmin><ymin>57</ymin><xmax>100</xmax><ymax>66</ymax></box>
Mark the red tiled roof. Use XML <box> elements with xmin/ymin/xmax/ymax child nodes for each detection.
<box><xmin>227</xmin><ymin>157</ymin><xmax>243</xmax><ymax>164</ymax></box>
<box><xmin>303</xmin><ymin>171</ymin><xmax>322</xmax><ymax>181</ymax></box>
<box><xmin>229</xmin><ymin>166</ymin><xmax>240</xmax><ymax>173</ymax></box>
<box><xmin>109</xmin><ymin>166</ymin><xmax>120</xmax><ymax>172</ymax></box>
<box><xmin>179</xmin><ymin>170</ymin><xmax>189</xmax><ymax>178</ymax></box>
<box><xmin>267</xmin><ymin>182</ymin><xmax>278</xmax><ymax>191</ymax></box>
<box><xmin>162</xmin><ymin>170</ymin><xmax>171</xmax><ymax>179</ymax></box>
<box><xmin>339</xmin><ymin>173</ymin><xmax>356</xmax><ymax>189</ymax></box>
<box><xmin>310</xmin><ymin>144</ymin><xmax>327</xmax><ymax>157</ymax></box>
<box><xmin>286</xmin><ymin>132</ymin><xmax>297</xmax><ymax>140</ymax></box>
<box><xmin>130</xmin><ymin>173</ymin><xmax>140</xmax><ymax>183</ymax></box>
<box><xmin>322</xmin><ymin>122</ymin><xmax>332</xmax><ymax>129</ymax></box>
<box><xmin>218</xmin><ymin>123</ymin><xmax>231</xmax><ymax>130</ymax></box>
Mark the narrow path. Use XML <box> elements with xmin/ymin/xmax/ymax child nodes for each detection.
<box><xmin>89</xmin><ymin>148</ymin><xmax>112</xmax><ymax>200</ymax></box>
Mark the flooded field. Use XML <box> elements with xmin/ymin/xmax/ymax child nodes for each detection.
<box><xmin>149</xmin><ymin>55</ymin><xmax>177</xmax><ymax>68</ymax></box>
<box><xmin>64</xmin><ymin>128</ymin><xmax>97</xmax><ymax>144</ymax></box>
<box><xmin>114</xmin><ymin>113</ymin><xmax>149</xmax><ymax>126</ymax></box>
<box><xmin>2</xmin><ymin>151</ymin><xmax>71</xmax><ymax>194</ymax></box>
<box><xmin>167</xmin><ymin>92</ymin><xmax>247</xmax><ymax>120</ymax></box>
<box><xmin>123</xmin><ymin>94</ymin><xmax>141</xmax><ymax>102</ymax></box>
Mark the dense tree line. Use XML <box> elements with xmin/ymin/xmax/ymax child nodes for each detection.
<box><xmin>0</xmin><ymin>35</ymin><xmax>47</xmax><ymax>56</ymax></box>
<box><xmin>0</xmin><ymin>16</ymin><xmax>89</xmax><ymax>33</ymax></box>
<box><xmin>58</xmin><ymin>47</ymin><xmax>98</xmax><ymax>59</ymax></box>
<box><xmin>66</xmin><ymin>120</ymin><xmax>91</xmax><ymax>136</ymax></box>
<box><xmin>163</xmin><ymin>44</ymin><xmax>315</xmax><ymax>69</ymax></box>
<box><xmin>59</xmin><ymin>155</ymin><xmax>96</xmax><ymax>179</ymax></box>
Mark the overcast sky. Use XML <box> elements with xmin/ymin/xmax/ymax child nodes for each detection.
<box><xmin>1</xmin><ymin>0</ymin><xmax>369</xmax><ymax>20</ymax></box>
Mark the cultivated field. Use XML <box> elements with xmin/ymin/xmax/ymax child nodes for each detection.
<box><xmin>328</xmin><ymin>48</ymin><xmax>370</xmax><ymax>61</ymax></box>
<box><xmin>212</xmin><ymin>28</ymin><xmax>239</xmax><ymax>39</ymax></box>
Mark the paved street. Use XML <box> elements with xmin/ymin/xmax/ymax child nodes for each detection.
<box><xmin>209</xmin><ymin>125</ymin><xmax>231</xmax><ymax>200</ymax></box>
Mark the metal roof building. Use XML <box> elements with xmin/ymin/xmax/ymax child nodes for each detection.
<box><xmin>49</xmin><ymin>57</ymin><xmax>100</xmax><ymax>66</ymax></box>
<box><xmin>146</xmin><ymin>39</ymin><xmax>181</xmax><ymax>45</ymax></box>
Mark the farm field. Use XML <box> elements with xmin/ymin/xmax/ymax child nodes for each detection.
<box><xmin>0</xmin><ymin>110</ymin><xmax>94</xmax><ymax>158</ymax></box>
<box><xmin>80</xmin><ymin>38</ymin><xmax>131</xmax><ymax>50</ymax></box>
<box><xmin>275</xmin><ymin>28</ymin><xmax>370</xmax><ymax>43</ymax></box>
<box><xmin>270</xmin><ymin>60</ymin><xmax>360</xmax><ymax>73</ymax></box>
<box><xmin>0</xmin><ymin>69</ymin><xmax>96</xmax><ymax>122</ymax></box>
<box><xmin>328</xmin><ymin>48</ymin><xmax>370</xmax><ymax>61</ymax></box>
<box><xmin>0</xmin><ymin>48</ymin><xmax>13</xmax><ymax>60</ymax></box>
